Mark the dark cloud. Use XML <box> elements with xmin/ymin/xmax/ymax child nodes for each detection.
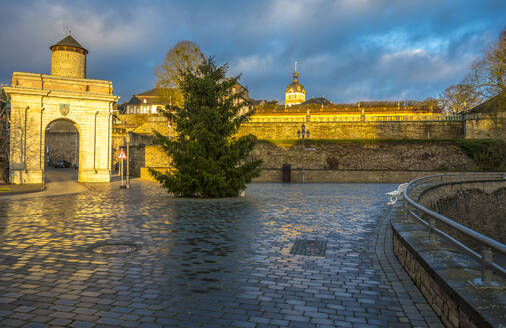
<box><xmin>0</xmin><ymin>0</ymin><xmax>504</xmax><ymax>103</ymax></box>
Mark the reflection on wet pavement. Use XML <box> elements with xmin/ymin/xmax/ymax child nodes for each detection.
<box><xmin>0</xmin><ymin>182</ymin><xmax>443</xmax><ymax>327</ymax></box>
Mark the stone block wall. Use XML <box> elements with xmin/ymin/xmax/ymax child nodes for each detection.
<box><xmin>0</xmin><ymin>160</ymin><xmax>6</xmax><ymax>183</ymax></box>
<box><xmin>253</xmin><ymin>141</ymin><xmax>477</xmax><ymax>172</ymax></box>
<box><xmin>237</xmin><ymin>121</ymin><xmax>463</xmax><ymax>140</ymax></box>
<box><xmin>136</xmin><ymin>140</ymin><xmax>479</xmax><ymax>183</ymax></box>
<box><xmin>465</xmin><ymin>111</ymin><xmax>506</xmax><ymax>141</ymax></box>
<box><xmin>112</xmin><ymin>133</ymin><xmax>153</xmax><ymax>172</ymax></box>
<box><xmin>145</xmin><ymin>144</ymin><xmax>172</xmax><ymax>168</ymax></box>
<box><xmin>392</xmin><ymin>179</ymin><xmax>506</xmax><ymax>328</ymax></box>
<box><xmin>45</xmin><ymin>132</ymin><xmax>79</xmax><ymax>166</ymax></box>
<box><xmin>255</xmin><ymin>168</ymin><xmax>456</xmax><ymax>183</ymax></box>
<box><xmin>126</xmin><ymin>144</ymin><xmax>172</xmax><ymax>177</ymax></box>
<box><xmin>11</xmin><ymin>72</ymin><xmax>113</xmax><ymax>95</ymax></box>
<box><xmin>51</xmin><ymin>50</ymin><xmax>86</xmax><ymax>79</ymax></box>
<box><xmin>393</xmin><ymin>233</ymin><xmax>482</xmax><ymax>328</ymax></box>
<box><xmin>418</xmin><ymin>181</ymin><xmax>506</xmax><ymax>244</ymax></box>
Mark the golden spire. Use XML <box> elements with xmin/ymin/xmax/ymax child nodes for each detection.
<box><xmin>293</xmin><ymin>61</ymin><xmax>299</xmax><ymax>82</ymax></box>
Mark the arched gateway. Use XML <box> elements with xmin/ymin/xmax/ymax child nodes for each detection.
<box><xmin>3</xmin><ymin>33</ymin><xmax>118</xmax><ymax>183</ymax></box>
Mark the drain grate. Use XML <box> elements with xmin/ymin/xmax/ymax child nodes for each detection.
<box><xmin>91</xmin><ymin>244</ymin><xmax>136</xmax><ymax>255</ymax></box>
<box><xmin>290</xmin><ymin>239</ymin><xmax>327</xmax><ymax>257</ymax></box>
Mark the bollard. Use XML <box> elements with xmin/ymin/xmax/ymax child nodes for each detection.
<box><xmin>481</xmin><ymin>247</ymin><xmax>493</xmax><ymax>283</ymax></box>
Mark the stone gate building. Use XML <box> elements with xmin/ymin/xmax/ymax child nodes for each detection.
<box><xmin>3</xmin><ymin>33</ymin><xmax>118</xmax><ymax>184</ymax></box>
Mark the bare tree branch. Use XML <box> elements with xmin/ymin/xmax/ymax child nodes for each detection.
<box><xmin>154</xmin><ymin>41</ymin><xmax>204</xmax><ymax>108</ymax></box>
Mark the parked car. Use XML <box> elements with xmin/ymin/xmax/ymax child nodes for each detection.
<box><xmin>54</xmin><ymin>160</ymin><xmax>71</xmax><ymax>168</ymax></box>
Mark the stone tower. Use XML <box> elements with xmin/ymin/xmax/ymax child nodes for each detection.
<box><xmin>50</xmin><ymin>33</ymin><xmax>88</xmax><ymax>78</ymax></box>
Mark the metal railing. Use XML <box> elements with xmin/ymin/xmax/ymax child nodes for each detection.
<box><xmin>402</xmin><ymin>173</ymin><xmax>506</xmax><ymax>284</ymax></box>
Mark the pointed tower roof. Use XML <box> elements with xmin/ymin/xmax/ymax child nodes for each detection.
<box><xmin>50</xmin><ymin>33</ymin><xmax>88</xmax><ymax>54</ymax></box>
<box><xmin>292</xmin><ymin>61</ymin><xmax>299</xmax><ymax>82</ymax></box>
<box><xmin>285</xmin><ymin>61</ymin><xmax>305</xmax><ymax>93</ymax></box>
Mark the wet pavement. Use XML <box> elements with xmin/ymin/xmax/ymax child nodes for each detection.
<box><xmin>0</xmin><ymin>182</ymin><xmax>443</xmax><ymax>327</ymax></box>
<box><xmin>0</xmin><ymin>168</ymin><xmax>86</xmax><ymax>201</ymax></box>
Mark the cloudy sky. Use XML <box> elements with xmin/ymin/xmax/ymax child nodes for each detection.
<box><xmin>1</xmin><ymin>0</ymin><xmax>504</xmax><ymax>104</ymax></box>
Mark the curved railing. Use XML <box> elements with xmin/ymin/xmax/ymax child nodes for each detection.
<box><xmin>402</xmin><ymin>173</ymin><xmax>506</xmax><ymax>285</ymax></box>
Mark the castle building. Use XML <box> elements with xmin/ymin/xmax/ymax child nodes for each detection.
<box><xmin>285</xmin><ymin>62</ymin><xmax>306</xmax><ymax>107</ymax></box>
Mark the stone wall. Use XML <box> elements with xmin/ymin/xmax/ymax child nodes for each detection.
<box><xmin>126</xmin><ymin>143</ymin><xmax>172</xmax><ymax>178</ymax></box>
<box><xmin>0</xmin><ymin>160</ymin><xmax>6</xmax><ymax>183</ymax></box>
<box><xmin>51</xmin><ymin>50</ymin><xmax>86</xmax><ymax>79</ymax></box>
<box><xmin>391</xmin><ymin>179</ymin><xmax>506</xmax><ymax>328</ymax></box>
<box><xmin>418</xmin><ymin>181</ymin><xmax>506</xmax><ymax>244</ymax></box>
<box><xmin>125</xmin><ymin>145</ymin><xmax>145</xmax><ymax>177</ymax></box>
<box><xmin>237</xmin><ymin>121</ymin><xmax>463</xmax><ymax>140</ymax></box>
<box><xmin>253</xmin><ymin>141</ymin><xmax>477</xmax><ymax>172</ymax></box>
<box><xmin>112</xmin><ymin>133</ymin><xmax>153</xmax><ymax>172</ymax></box>
<box><xmin>256</xmin><ymin>168</ymin><xmax>457</xmax><ymax>183</ymax></box>
<box><xmin>135</xmin><ymin>140</ymin><xmax>479</xmax><ymax>183</ymax></box>
<box><xmin>465</xmin><ymin>111</ymin><xmax>506</xmax><ymax>141</ymax></box>
<box><xmin>45</xmin><ymin>132</ymin><xmax>79</xmax><ymax>166</ymax></box>
<box><xmin>392</xmin><ymin>232</ymin><xmax>486</xmax><ymax>328</ymax></box>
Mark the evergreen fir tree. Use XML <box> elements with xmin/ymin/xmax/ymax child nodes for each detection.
<box><xmin>149</xmin><ymin>57</ymin><xmax>262</xmax><ymax>197</ymax></box>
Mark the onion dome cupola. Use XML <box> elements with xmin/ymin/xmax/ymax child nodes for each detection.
<box><xmin>285</xmin><ymin>61</ymin><xmax>306</xmax><ymax>107</ymax></box>
<box><xmin>50</xmin><ymin>31</ymin><xmax>88</xmax><ymax>79</ymax></box>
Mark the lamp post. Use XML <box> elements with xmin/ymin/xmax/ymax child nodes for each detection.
<box><xmin>126</xmin><ymin>133</ymin><xmax>131</xmax><ymax>189</ymax></box>
<box><xmin>297</xmin><ymin>123</ymin><xmax>310</xmax><ymax>183</ymax></box>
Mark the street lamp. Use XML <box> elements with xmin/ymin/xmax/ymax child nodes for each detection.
<box><xmin>120</xmin><ymin>134</ymin><xmax>131</xmax><ymax>189</ymax></box>
<box><xmin>297</xmin><ymin>123</ymin><xmax>310</xmax><ymax>183</ymax></box>
<box><xmin>126</xmin><ymin>133</ymin><xmax>131</xmax><ymax>189</ymax></box>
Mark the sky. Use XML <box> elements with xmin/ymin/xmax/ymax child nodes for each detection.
<box><xmin>0</xmin><ymin>0</ymin><xmax>504</xmax><ymax>104</ymax></box>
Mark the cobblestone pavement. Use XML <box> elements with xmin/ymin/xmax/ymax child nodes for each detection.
<box><xmin>0</xmin><ymin>182</ymin><xmax>443</xmax><ymax>327</ymax></box>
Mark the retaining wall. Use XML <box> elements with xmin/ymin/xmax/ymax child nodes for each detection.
<box><xmin>133</xmin><ymin>141</ymin><xmax>478</xmax><ymax>182</ymax></box>
<box><xmin>391</xmin><ymin>179</ymin><xmax>506</xmax><ymax>328</ymax></box>
<box><xmin>465</xmin><ymin>111</ymin><xmax>506</xmax><ymax>141</ymax></box>
<box><xmin>418</xmin><ymin>181</ymin><xmax>506</xmax><ymax>243</ymax></box>
<box><xmin>237</xmin><ymin>121</ymin><xmax>463</xmax><ymax>140</ymax></box>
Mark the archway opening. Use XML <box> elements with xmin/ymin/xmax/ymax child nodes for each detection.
<box><xmin>45</xmin><ymin>119</ymin><xmax>79</xmax><ymax>181</ymax></box>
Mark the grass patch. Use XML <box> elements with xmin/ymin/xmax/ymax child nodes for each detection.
<box><xmin>456</xmin><ymin>139</ymin><xmax>506</xmax><ymax>171</ymax></box>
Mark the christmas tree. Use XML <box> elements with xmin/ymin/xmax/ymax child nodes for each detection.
<box><xmin>150</xmin><ymin>57</ymin><xmax>262</xmax><ymax>197</ymax></box>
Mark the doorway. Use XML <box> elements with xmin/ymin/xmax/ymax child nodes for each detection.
<box><xmin>44</xmin><ymin>119</ymin><xmax>79</xmax><ymax>182</ymax></box>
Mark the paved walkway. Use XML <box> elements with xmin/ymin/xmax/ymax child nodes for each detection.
<box><xmin>0</xmin><ymin>169</ymin><xmax>88</xmax><ymax>200</ymax></box>
<box><xmin>0</xmin><ymin>182</ymin><xmax>443</xmax><ymax>327</ymax></box>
